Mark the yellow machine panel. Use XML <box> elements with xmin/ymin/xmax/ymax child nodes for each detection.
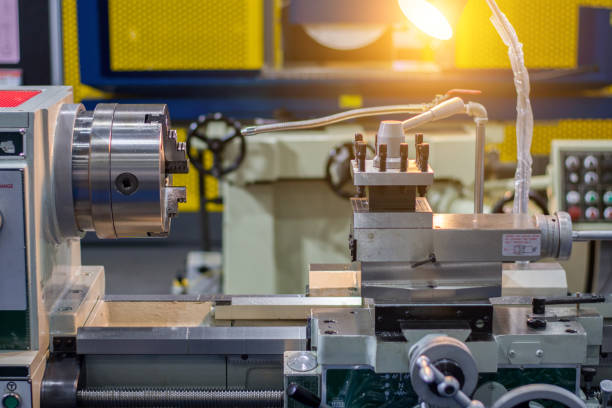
<box><xmin>107</xmin><ymin>0</ymin><xmax>264</xmax><ymax>71</ymax></box>
<box><xmin>62</xmin><ymin>0</ymin><xmax>109</xmax><ymax>102</ymax></box>
<box><xmin>456</xmin><ymin>0</ymin><xmax>612</xmax><ymax>69</ymax></box>
<box><xmin>497</xmin><ymin>120</ymin><xmax>612</xmax><ymax>162</ymax></box>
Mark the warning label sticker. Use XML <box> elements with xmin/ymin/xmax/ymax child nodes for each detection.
<box><xmin>502</xmin><ymin>234</ymin><xmax>541</xmax><ymax>257</ymax></box>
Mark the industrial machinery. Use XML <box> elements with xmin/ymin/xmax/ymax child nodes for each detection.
<box><xmin>3</xmin><ymin>86</ymin><xmax>612</xmax><ymax>408</ymax></box>
<box><xmin>222</xmin><ymin>116</ymin><xmax>504</xmax><ymax>294</ymax></box>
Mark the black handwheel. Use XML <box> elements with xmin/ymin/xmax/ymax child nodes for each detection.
<box><xmin>492</xmin><ymin>190</ymin><xmax>549</xmax><ymax>215</ymax></box>
<box><xmin>186</xmin><ymin>113</ymin><xmax>246</xmax><ymax>178</ymax></box>
<box><xmin>325</xmin><ymin>142</ymin><xmax>375</xmax><ymax>199</ymax></box>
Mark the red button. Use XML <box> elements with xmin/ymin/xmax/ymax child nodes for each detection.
<box><xmin>568</xmin><ymin>206</ymin><xmax>581</xmax><ymax>221</ymax></box>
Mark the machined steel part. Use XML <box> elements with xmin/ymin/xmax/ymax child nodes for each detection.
<box><xmin>54</xmin><ymin>103</ymin><xmax>187</xmax><ymax>239</ymax></box>
<box><xmin>76</xmin><ymin>388</ymin><xmax>283</xmax><ymax>408</ymax></box>
<box><xmin>537</xmin><ymin>212</ymin><xmax>573</xmax><ymax>260</ymax></box>
<box><xmin>572</xmin><ymin>230</ymin><xmax>612</xmax><ymax>241</ymax></box>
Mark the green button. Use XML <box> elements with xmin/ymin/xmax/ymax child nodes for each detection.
<box><xmin>585</xmin><ymin>191</ymin><xmax>599</xmax><ymax>204</ymax></box>
<box><xmin>2</xmin><ymin>394</ymin><xmax>20</xmax><ymax>408</ymax></box>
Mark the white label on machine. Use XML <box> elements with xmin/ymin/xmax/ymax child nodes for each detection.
<box><xmin>502</xmin><ymin>234</ymin><xmax>541</xmax><ymax>257</ymax></box>
<box><xmin>0</xmin><ymin>0</ymin><xmax>20</xmax><ymax>64</ymax></box>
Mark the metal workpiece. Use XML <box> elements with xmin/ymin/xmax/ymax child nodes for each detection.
<box><xmin>572</xmin><ymin>230</ymin><xmax>612</xmax><ymax>241</ymax></box>
<box><xmin>55</xmin><ymin>103</ymin><xmax>187</xmax><ymax>239</ymax></box>
<box><xmin>76</xmin><ymin>388</ymin><xmax>284</xmax><ymax>408</ymax></box>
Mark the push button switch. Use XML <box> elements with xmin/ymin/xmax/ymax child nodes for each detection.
<box><xmin>2</xmin><ymin>394</ymin><xmax>20</xmax><ymax>408</ymax></box>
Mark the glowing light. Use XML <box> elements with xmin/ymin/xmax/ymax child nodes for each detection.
<box><xmin>304</xmin><ymin>24</ymin><xmax>387</xmax><ymax>51</ymax></box>
<box><xmin>398</xmin><ymin>0</ymin><xmax>453</xmax><ymax>40</ymax></box>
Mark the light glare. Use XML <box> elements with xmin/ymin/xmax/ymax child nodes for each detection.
<box><xmin>398</xmin><ymin>0</ymin><xmax>453</xmax><ymax>40</ymax></box>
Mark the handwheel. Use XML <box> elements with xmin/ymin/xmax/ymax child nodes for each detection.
<box><xmin>187</xmin><ymin>113</ymin><xmax>246</xmax><ymax>178</ymax></box>
<box><xmin>491</xmin><ymin>384</ymin><xmax>585</xmax><ymax>408</ymax></box>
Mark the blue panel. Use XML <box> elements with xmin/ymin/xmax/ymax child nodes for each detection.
<box><xmin>578</xmin><ymin>7</ymin><xmax>612</xmax><ymax>80</ymax></box>
<box><xmin>81</xmin><ymin>95</ymin><xmax>612</xmax><ymax>123</ymax></box>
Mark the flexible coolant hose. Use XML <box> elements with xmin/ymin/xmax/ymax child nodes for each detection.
<box><xmin>486</xmin><ymin>0</ymin><xmax>534</xmax><ymax>215</ymax></box>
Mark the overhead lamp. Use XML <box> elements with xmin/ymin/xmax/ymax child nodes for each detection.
<box><xmin>397</xmin><ymin>0</ymin><xmax>453</xmax><ymax>40</ymax></box>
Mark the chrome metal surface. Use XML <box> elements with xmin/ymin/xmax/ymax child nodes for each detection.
<box><xmin>286</xmin><ymin>351</ymin><xmax>318</xmax><ymax>372</ymax></box>
<box><xmin>361</xmin><ymin>262</ymin><xmax>501</xmax><ymax>301</ymax></box>
<box><xmin>52</xmin><ymin>103</ymin><xmax>84</xmax><ymax>240</ymax></box>
<box><xmin>352</xmin><ymin>197</ymin><xmax>432</xmax><ymax>229</ymax></box>
<box><xmin>351</xmin><ymin>159</ymin><xmax>434</xmax><ymax>186</ymax></box>
<box><xmin>537</xmin><ymin>212</ymin><xmax>573</xmax><ymax>259</ymax></box>
<box><xmin>241</xmin><ymin>104</ymin><xmax>426</xmax><ymax>136</ymax></box>
<box><xmin>68</xmin><ymin>103</ymin><xmax>187</xmax><ymax>238</ymax></box>
<box><xmin>355</xmin><ymin>213</ymin><xmax>549</xmax><ymax>263</ymax></box>
<box><xmin>474</xmin><ymin>122</ymin><xmax>485</xmax><ymax>214</ymax></box>
<box><xmin>76</xmin><ymin>388</ymin><xmax>283</xmax><ymax>408</ymax></box>
<box><xmin>89</xmin><ymin>103</ymin><xmax>116</xmax><ymax>238</ymax></box>
<box><xmin>229</xmin><ymin>296</ymin><xmax>362</xmax><ymax>307</ymax></box>
<box><xmin>361</xmin><ymin>262</ymin><xmax>500</xmax><ymax>283</ymax></box>
<box><xmin>362</xmin><ymin>283</ymin><xmax>501</xmax><ymax>302</ymax></box>
<box><xmin>76</xmin><ymin>326</ymin><xmax>307</xmax><ymax>355</ymax></box>
<box><xmin>572</xmin><ymin>230</ymin><xmax>612</xmax><ymax>241</ymax></box>
<box><xmin>72</xmin><ymin>109</ymin><xmax>94</xmax><ymax>232</ymax></box>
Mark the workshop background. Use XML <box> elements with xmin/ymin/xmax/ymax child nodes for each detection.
<box><xmin>3</xmin><ymin>0</ymin><xmax>610</xmax><ymax>295</ymax></box>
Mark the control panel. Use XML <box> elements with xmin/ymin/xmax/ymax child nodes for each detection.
<box><xmin>551</xmin><ymin>140</ymin><xmax>612</xmax><ymax>227</ymax></box>
<box><xmin>0</xmin><ymin>381</ymin><xmax>31</xmax><ymax>408</ymax></box>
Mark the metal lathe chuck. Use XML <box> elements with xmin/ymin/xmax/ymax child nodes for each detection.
<box><xmin>53</xmin><ymin>103</ymin><xmax>188</xmax><ymax>240</ymax></box>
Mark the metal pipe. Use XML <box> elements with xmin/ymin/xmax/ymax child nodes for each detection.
<box><xmin>572</xmin><ymin>230</ymin><xmax>612</xmax><ymax>241</ymax></box>
<box><xmin>76</xmin><ymin>388</ymin><xmax>283</xmax><ymax>408</ymax></box>
<box><xmin>474</xmin><ymin>121</ymin><xmax>486</xmax><ymax>213</ymax></box>
<box><xmin>241</xmin><ymin>104</ymin><xmax>427</xmax><ymax>136</ymax></box>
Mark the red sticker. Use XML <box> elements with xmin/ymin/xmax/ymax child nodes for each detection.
<box><xmin>0</xmin><ymin>90</ymin><xmax>41</xmax><ymax>107</ymax></box>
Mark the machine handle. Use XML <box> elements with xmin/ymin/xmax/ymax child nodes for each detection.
<box><xmin>532</xmin><ymin>294</ymin><xmax>605</xmax><ymax>314</ymax></box>
<box><xmin>286</xmin><ymin>383</ymin><xmax>322</xmax><ymax>408</ymax></box>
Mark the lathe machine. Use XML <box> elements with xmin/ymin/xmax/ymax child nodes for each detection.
<box><xmin>1</xmin><ymin>86</ymin><xmax>612</xmax><ymax>408</ymax></box>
